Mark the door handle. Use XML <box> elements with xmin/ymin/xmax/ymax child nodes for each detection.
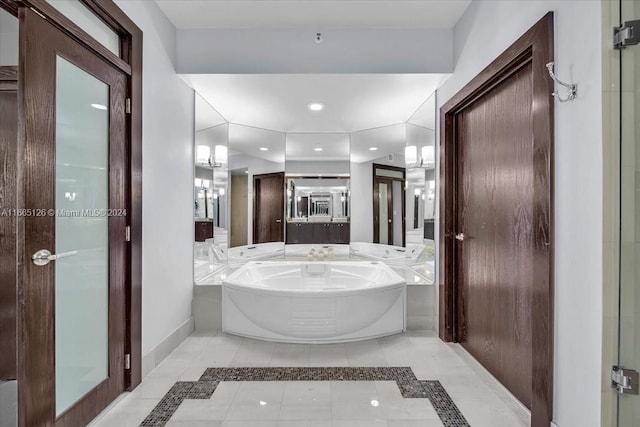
<box><xmin>388</xmin><ymin>219</ymin><xmax>392</xmax><ymax>223</ymax></box>
<box><xmin>455</xmin><ymin>233</ymin><xmax>465</xmax><ymax>241</ymax></box>
<box><xmin>276</xmin><ymin>219</ymin><xmax>282</xmax><ymax>223</ymax></box>
<box><xmin>32</xmin><ymin>249</ymin><xmax>78</xmax><ymax>266</ymax></box>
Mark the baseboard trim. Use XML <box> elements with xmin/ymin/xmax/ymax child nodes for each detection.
<box><xmin>141</xmin><ymin>317</ymin><xmax>195</xmax><ymax>378</ymax></box>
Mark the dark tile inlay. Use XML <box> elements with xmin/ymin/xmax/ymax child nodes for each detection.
<box><xmin>139</xmin><ymin>367</ymin><xmax>469</xmax><ymax>427</ymax></box>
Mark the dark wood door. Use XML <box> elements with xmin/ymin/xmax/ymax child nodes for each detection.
<box><xmin>372</xmin><ymin>163</ymin><xmax>406</xmax><ymax>247</ymax></box>
<box><xmin>19</xmin><ymin>8</ymin><xmax>128</xmax><ymax>427</ymax></box>
<box><xmin>456</xmin><ymin>62</ymin><xmax>534</xmax><ymax>408</ymax></box>
<box><xmin>440</xmin><ymin>13</ymin><xmax>553</xmax><ymax>427</ymax></box>
<box><xmin>373</xmin><ymin>177</ymin><xmax>393</xmax><ymax>245</ymax></box>
<box><xmin>253</xmin><ymin>172</ymin><xmax>284</xmax><ymax>243</ymax></box>
<box><xmin>0</xmin><ymin>66</ymin><xmax>18</xmax><ymax>382</ymax></box>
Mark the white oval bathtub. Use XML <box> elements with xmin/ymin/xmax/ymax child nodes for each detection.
<box><xmin>222</xmin><ymin>261</ymin><xmax>406</xmax><ymax>343</ymax></box>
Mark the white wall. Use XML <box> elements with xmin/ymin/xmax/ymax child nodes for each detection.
<box><xmin>437</xmin><ymin>2</ymin><xmax>603</xmax><ymax>425</ymax></box>
<box><xmin>114</xmin><ymin>1</ymin><xmax>195</xmax><ymax>358</ymax></box>
<box><xmin>176</xmin><ymin>28</ymin><xmax>454</xmax><ymax>74</ymax></box>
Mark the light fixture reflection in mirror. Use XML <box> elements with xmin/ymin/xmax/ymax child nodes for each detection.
<box><xmin>194</xmin><ymin>92</ymin><xmax>228</xmax><ymax>282</ymax></box>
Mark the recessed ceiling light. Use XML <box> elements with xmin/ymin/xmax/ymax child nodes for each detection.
<box><xmin>314</xmin><ymin>147</ymin><xmax>323</xmax><ymax>152</ymax></box>
<box><xmin>259</xmin><ymin>147</ymin><xmax>268</xmax><ymax>151</ymax></box>
<box><xmin>369</xmin><ymin>147</ymin><xmax>378</xmax><ymax>151</ymax></box>
<box><xmin>91</xmin><ymin>103</ymin><xmax>107</xmax><ymax>110</ymax></box>
<box><xmin>308</xmin><ymin>103</ymin><xmax>324</xmax><ymax>111</ymax></box>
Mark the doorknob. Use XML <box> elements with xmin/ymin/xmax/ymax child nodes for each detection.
<box><xmin>388</xmin><ymin>219</ymin><xmax>392</xmax><ymax>223</ymax></box>
<box><xmin>32</xmin><ymin>249</ymin><xmax>78</xmax><ymax>266</ymax></box>
<box><xmin>455</xmin><ymin>233</ymin><xmax>465</xmax><ymax>241</ymax></box>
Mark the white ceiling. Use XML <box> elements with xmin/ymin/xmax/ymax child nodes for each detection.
<box><xmin>351</xmin><ymin>123</ymin><xmax>406</xmax><ymax>164</ymax></box>
<box><xmin>156</xmin><ymin>1</ymin><xmax>471</xmax><ymax>30</ymax></box>
<box><xmin>195</xmin><ymin>94</ymin><xmax>226</xmax><ymax>131</ymax></box>
<box><xmin>183</xmin><ymin>74</ymin><xmax>448</xmax><ymax>133</ymax></box>
<box><xmin>228</xmin><ymin>123</ymin><xmax>285</xmax><ymax>163</ymax></box>
<box><xmin>286</xmin><ymin>133</ymin><xmax>350</xmax><ymax>161</ymax></box>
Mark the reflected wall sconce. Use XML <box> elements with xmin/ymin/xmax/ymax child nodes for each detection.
<box><xmin>406</xmin><ymin>145</ymin><xmax>435</xmax><ymax>167</ymax></box>
<box><xmin>215</xmin><ymin>145</ymin><xmax>228</xmax><ymax>163</ymax></box>
<box><xmin>196</xmin><ymin>144</ymin><xmax>228</xmax><ymax>167</ymax></box>
<box><xmin>196</xmin><ymin>145</ymin><xmax>210</xmax><ymax>164</ymax></box>
<box><xmin>405</xmin><ymin>146</ymin><xmax>417</xmax><ymax>164</ymax></box>
<box><xmin>546</xmin><ymin>62</ymin><xmax>577</xmax><ymax>102</ymax></box>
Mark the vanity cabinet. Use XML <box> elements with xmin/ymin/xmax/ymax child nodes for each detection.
<box><xmin>286</xmin><ymin>222</ymin><xmax>350</xmax><ymax>244</ymax></box>
<box><xmin>195</xmin><ymin>221</ymin><xmax>213</xmax><ymax>242</ymax></box>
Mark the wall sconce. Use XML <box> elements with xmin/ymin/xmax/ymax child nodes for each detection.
<box><xmin>196</xmin><ymin>145</ymin><xmax>210</xmax><ymax>165</ymax></box>
<box><xmin>421</xmin><ymin>146</ymin><xmax>435</xmax><ymax>165</ymax></box>
<box><xmin>406</xmin><ymin>145</ymin><xmax>435</xmax><ymax>167</ymax></box>
<box><xmin>405</xmin><ymin>146</ymin><xmax>417</xmax><ymax>165</ymax></box>
<box><xmin>215</xmin><ymin>145</ymin><xmax>227</xmax><ymax>164</ymax></box>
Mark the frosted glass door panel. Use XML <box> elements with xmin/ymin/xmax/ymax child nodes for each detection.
<box><xmin>55</xmin><ymin>56</ymin><xmax>109</xmax><ymax>416</ymax></box>
<box><xmin>379</xmin><ymin>183</ymin><xmax>388</xmax><ymax>245</ymax></box>
<box><xmin>46</xmin><ymin>0</ymin><xmax>120</xmax><ymax>56</ymax></box>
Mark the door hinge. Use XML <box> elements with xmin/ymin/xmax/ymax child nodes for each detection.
<box><xmin>125</xmin><ymin>226</ymin><xmax>131</xmax><ymax>242</ymax></box>
<box><xmin>612</xmin><ymin>366</ymin><xmax>639</xmax><ymax>395</ymax></box>
<box><xmin>124</xmin><ymin>353</ymin><xmax>131</xmax><ymax>370</ymax></box>
<box><xmin>614</xmin><ymin>20</ymin><xmax>640</xmax><ymax>49</ymax></box>
<box><xmin>125</xmin><ymin>98</ymin><xmax>132</xmax><ymax>114</ymax></box>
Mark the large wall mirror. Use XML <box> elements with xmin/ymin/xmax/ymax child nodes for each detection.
<box><xmin>194</xmin><ymin>94</ymin><xmax>228</xmax><ymax>281</ymax></box>
<box><xmin>191</xmin><ymin>79</ymin><xmax>438</xmax><ymax>286</ymax></box>
<box><xmin>348</xmin><ymin>94</ymin><xmax>436</xmax><ymax>281</ymax></box>
<box><xmin>285</xmin><ymin>133</ymin><xmax>350</xmax><ymax>258</ymax></box>
<box><xmin>228</xmin><ymin>124</ymin><xmax>286</xmax><ymax>262</ymax></box>
<box><xmin>404</xmin><ymin>93</ymin><xmax>436</xmax><ymax>280</ymax></box>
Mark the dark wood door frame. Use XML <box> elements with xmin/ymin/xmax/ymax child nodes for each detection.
<box><xmin>439</xmin><ymin>12</ymin><xmax>554</xmax><ymax>427</ymax></box>
<box><xmin>372</xmin><ymin>163</ymin><xmax>406</xmax><ymax>247</ymax></box>
<box><xmin>1</xmin><ymin>0</ymin><xmax>143</xmax><ymax>425</ymax></box>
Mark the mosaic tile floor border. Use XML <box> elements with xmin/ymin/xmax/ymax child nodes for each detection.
<box><xmin>140</xmin><ymin>367</ymin><xmax>469</xmax><ymax>427</ymax></box>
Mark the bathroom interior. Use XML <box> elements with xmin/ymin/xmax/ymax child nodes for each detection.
<box><xmin>189</xmin><ymin>74</ymin><xmax>442</xmax><ymax>338</ymax></box>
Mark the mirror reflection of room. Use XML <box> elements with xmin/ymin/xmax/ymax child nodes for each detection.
<box><xmin>189</xmin><ymin>75</ymin><xmax>440</xmax><ymax>286</ymax></box>
<box><xmin>285</xmin><ymin>133</ymin><xmax>351</xmax><ymax>258</ymax></box>
<box><xmin>194</xmin><ymin>94</ymin><xmax>228</xmax><ymax>281</ymax></box>
<box><xmin>228</xmin><ymin>124</ymin><xmax>286</xmax><ymax>262</ymax></box>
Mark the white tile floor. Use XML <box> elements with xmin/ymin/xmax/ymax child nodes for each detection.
<box><xmin>89</xmin><ymin>331</ymin><xmax>529</xmax><ymax>427</ymax></box>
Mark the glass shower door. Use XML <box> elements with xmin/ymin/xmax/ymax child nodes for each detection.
<box><xmin>617</xmin><ymin>1</ymin><xmax>640</xmax><ymax>425</ymax></box>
